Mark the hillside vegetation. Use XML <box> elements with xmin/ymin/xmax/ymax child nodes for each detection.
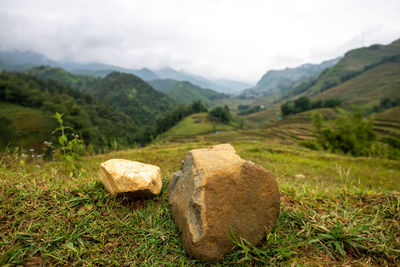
<box><xmin>149</xmin><ymin>79</ymin><xmax>224</xmax><ymax>106</ymax></box>
<box><xmin>84</xmin><ymin>72</ymin><xmax>175</xmax><ymax>126</ymax></box>
<box><xmin>27</xmin><ymin>66</ymin><xmax>100</xmax><ymax>91</ymax></box>
<box><xmin>1</xmin><ymin>38</ymin><xmax>400</xmax><ymax>266</ymax></box>
<box><xmin>161</xmin><ymin>112</ymin><xmax>240</xmax><ymax>141</ymax></box>
<box><xmin>313</xmin><ymin>61</ymin><xmax>400</xmax><ymax>107</ymax></box>
<box><xmin>240</xmin><ymin>58</ymin><xmax>340</xmax><ymax>98</ymax></box>
<box><xmin>0</xmin><ymin>72</ymin><xmax>137</xmax><ymax>149</ymax></box>
<box><xmin>304</xmin><ymin>39</ymin><xmax>400</xmax><ymax>96</ymax></box>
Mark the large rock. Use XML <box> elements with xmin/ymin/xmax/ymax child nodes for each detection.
<box><xmin>100</xmin><ymin>159</ymin><xmax>162</xmax><ymax>198</ymax></box>
<box><xmin>169</xmin><ymin>144</ymin><xmax>280</xmax><ymax>261</ymax></box>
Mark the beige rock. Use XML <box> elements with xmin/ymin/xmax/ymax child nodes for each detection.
<box><xmin>100</xmin><ymin>159</ymin><xmax>162</xmax><ymax>198</ymax></box>
<box><xmin>169</xmin><ymin>144</ymin><xmax>280</xmax><ymax>261</ymax></box>
<box><xmin>295</xmin><ymin>174</ymin><xmax>306</xmax><ymax>179</ymax></box>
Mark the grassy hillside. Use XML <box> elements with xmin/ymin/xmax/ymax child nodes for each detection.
<box><xmin>1</xmin><ymin>134</ymin><xmax>399</xmax><ymax>266</ymax></box>
<box><xmin>0</xmin><ymin>102</ymin><xmax>54</xmax><ymax>148</ymax></box>
<box><xmin>304</xmin><ymin>39</ymin><xmax>400</xmax><ymax>96</ymax></box>
<box><xmin>0</xmin><ymin>72</ymin><xmax>138</xmax><ymax>149</ymax></box>
<box><xmin>161</xmin><ymin>112</ymin><xmax>239</xmax><ymax>141</ymax></box>
<box><xmin>149</xmin><ymin>79</ymin><xmax>224</xmax><ymax>106</ymax></box>
<box><xmin>313</xmin><ymin>61</ymin><xmax>400</xmax><ymax>107</ymax></box>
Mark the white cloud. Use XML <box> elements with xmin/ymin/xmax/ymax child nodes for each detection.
<box><xmin>0</xmin><ymin>0</ymin><xmax>399</xmax><ymax>82</ymax></box>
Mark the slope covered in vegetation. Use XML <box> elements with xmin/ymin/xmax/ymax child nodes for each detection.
<box><xmin>27</xmin><ymin>66</ymin><xmax>100</xmax><ymax>91</ymax></box>
<box><xmin>303</xmin><ymin>39</ymin><xmax>400</xmax><ymax>96</ymax></box>
<box><xmin>85</xmin><ymin>72</ymin><xmax>175</xmax><ymax>126</ymax></box>
<box><xmin>149</xmin><ymin>79</ymin><xmax>224</xmax><ymax>106</ymax></box>
<box><xmin>0</xmin><ymin>72</ymin><xmax>137</xmax><ymax>149</ymax></box>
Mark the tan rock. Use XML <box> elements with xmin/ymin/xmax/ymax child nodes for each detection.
<box><xmin>100</xmin><ymin>159</ymin><xmax>162</xmax><ymax>198</ymax></box>
<box><xmin>169</xmin><ymin>144</ymin><xmax>280</xmax><ymax>261</ymax></box>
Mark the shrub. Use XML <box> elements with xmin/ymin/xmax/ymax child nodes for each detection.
<box><xmin>311</xmin><ymin>110</ymin><xmax>376</xmax><ymax>156</ymax></box>
<box><xmin>298</xmin><ymin>140</ymin><xmax>319</xmax><ymax>150</ymax></box>
<box><xmin>209</xmin><ymin>106</ymin><xmax>231</xmax><ymax>123</ymax></box>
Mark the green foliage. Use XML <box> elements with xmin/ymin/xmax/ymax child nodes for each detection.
<box><xmin>298</xmin><ymin>140</ymin><xmax>319</xmax><ymax>150</ymax></box>
<box><xmin>209</xmin><ymin>106</ymin><xmax>231</xmax><ymax>123</ymax></box>
<box><xmin>150</xmin><ymin>79</ymin><xmax>225</xmax><ymax>106</ymax></box>
<box><xmin>27</xmin><ymin>66</ymin><xmax>100</xmax><ymax>90</ymax></box>
<box><xmin>311</xmin><ymin>110</ymin><xmax>377</xmax><ymax>156</ymax></box>
<box><xmin>0</xmin><ymin>72</ymin><xmax>137</xmax><ymax>150</ymax></box>
<box><xmin>281</xmin><ymin>97</ymin><xmax>341</xmax><ymax>116</ymax></box>
<box><xmin>380</xmin><ymin>136</ymin><xmax>400</xmax><ymax>149</ymax></box>
<box><xmin>0</xmin><ymin>115</ymin><xmax>17</xmax><ymax>147</ymax></box>
<box><xmin>237</xmin><ymin>105</ymin><xmax>262</xmax><ymax>115</ymax></box>
<box><xmin>305</xmin><ymin>39</ymin><xmax>400</xmax><ymax>96</ymax></box>
<box><xmin>51</xmin><ymin>112</ymin><xmax>85</xmax><ymax>173</ymax></box>
<box><xmin>88</xmin><ymin>72</ymin><xmax>174</xmax><ymax>126</ymax></box>
<box><xmin>378</xmin><ymin>97</ymin><xmax>400</xmax><ymax>110</ymax></box>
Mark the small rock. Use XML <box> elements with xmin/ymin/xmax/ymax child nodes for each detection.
<box><xmin>169</xmin><ymin>144</ymin><xmax>280</xmax><ymax>261</ymax></box>
<box><xmin>295</xmin><ymin>174</ymin><xmax>306</xmax><ymax>179</ymax></box>
<box><xmin>100</xmin><ymin>159</ymin><xmax>162</xmax><ymax>198</ymax></box>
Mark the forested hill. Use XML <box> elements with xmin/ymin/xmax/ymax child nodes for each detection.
<box><xmin>27</xmin><ymin>67</ymin><xmax>177</xmax><ymax>126</ymax></box>
<box><xmin>149</xmin><ymin>79</ymin><xmax>225</xmax><ymax>106</ymax></box>
<box><xmin>0</xmin><ymin>72</ymin><xmax>137</xmax><ymax>148</ymax></box>
<box><xmin>86</xmin><ymin>72</ymin><xmax>175</xmax><ymax>126</ymax></box>
<box><xmin>27</xmin><ymin>65</ymin><xmax>100</xmax><ymax>91</ymax></box>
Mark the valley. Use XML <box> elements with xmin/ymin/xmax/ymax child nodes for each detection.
<box><xmin>1</xmin><ymin>37</ymin><xmax>400</xmax><ymax>265</ymax></box>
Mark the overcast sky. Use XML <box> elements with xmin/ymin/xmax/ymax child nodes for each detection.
<box><xmin>0</xmin><ymin>0</ymin><xmax>399</xmax><ymax>82</ymax></box>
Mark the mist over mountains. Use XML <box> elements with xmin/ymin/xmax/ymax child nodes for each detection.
<box><xmin>0</xmin><ymin>50</ymin><xmax>252</xmax><ymax>94</ymax></box>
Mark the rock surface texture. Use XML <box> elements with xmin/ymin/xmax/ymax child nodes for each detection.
<box><xmin>169</xmin><ymin>144</ymin><xmax>280</xmax><ymax>261</ymax></box>
<box><xmin>101</xmin><ymin>159</ymin><xmax>162</xmax><ymax>198</ymax></box>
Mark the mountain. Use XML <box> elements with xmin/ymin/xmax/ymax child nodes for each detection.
<box><xmin>302</xmin><ymin>39</ymin><xmax>400</xmax><ymax>97</ymax></box>
<box><xmin>154</xmin><ymin>67</ymin><xmax>250</xmax><ymax>94</ymax></box>
<box><xmin>0</xmin><ymin>50</ymin><xmax>57</xmax><ymax>71</ymax></box>
<box><xmin>0</xmin><ymin>72</ymin><xmax>137</xmax><ymax>148</ymax></box>
<box><xmin>64</xmin><ymin>63</ymin><xmax>159</xmax><ymax>81</ymax></box>
<box><xmin>312</xmin><ymin>60</ymin><xmax>400</xmax><ymax>107</ymax></box>
<box><xmin>0</xmin><ymin>50</ymin><xmax>249</xmax><ymax>94</ymax></box>
<box><xmin>86</xmin><ymin>72</ymin><xmax>175</xmax><ymax>126</ymax></box>
<box><xmin>0</xmin><ymin>50</ymin><xmax>159</xmax><ymax>81</ymax></box>
<box><xmin>149</xmin><ymin>79</ymin><xmax>225</xmax><ymax>106</ymax></box>
<box><xmin>212</xmin><ymin>79</ymin><xmax>253</xmax><ymax>93</ymax></box>
<box><xmin>27</xmin><ymin>66</ymin><xmax>100</xmax><ymax>90</ymax></box>
<box><xmin>240</xmin><ymin>58</ymin><xmax>340</xmax><ymax>98</ymax></box>
<box><xmin>25</xmin><ymin>66</ymin><xmax>177</xmax><ymax>126</ymax></box>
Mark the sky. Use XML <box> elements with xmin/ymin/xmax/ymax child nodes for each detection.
<box><xmin>0</xmin><ymin>0</ymin><xmax>399</xmax><ymax>82</ymax></box>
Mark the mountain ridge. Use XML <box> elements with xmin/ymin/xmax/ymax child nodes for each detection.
<box><xmin>0</xmin><ymin>50</ymin><xmax>250</xmax><ymax>94</ymax></box>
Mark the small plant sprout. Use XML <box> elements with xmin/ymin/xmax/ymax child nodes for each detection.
<box><xmin>51</xmin><ymin>112</ymin><xmax>85</xmax><ymax>176</ymax></box>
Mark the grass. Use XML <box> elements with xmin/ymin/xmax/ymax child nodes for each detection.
<box><xmin>313</xmin><ymin>62</ymin><xmax>400</xmax><ymax>107</ymax></box>
<box><xmin>161</xmin><ymin>112</ymin><xmax>239</xmax><ymax>141</ymax></box>
<box><xmin>0</xmin><ymin>102</ymin><xmax>54</xmax><ymax>148</ymax></box>
<box><xmin>1</xmin><ymin>135</ymin><xmax>399</xmax><ymax>265</ymax></box>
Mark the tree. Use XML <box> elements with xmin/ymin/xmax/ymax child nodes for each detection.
<box><xmin>294</xmin><ymin>96</ymin><xmax>310</xmax><ymax>112</ymax></box>
<box><xmin>190</xmin><ymin>100</ymin><xmax>207</xmax><ymax>113</ymax></box>
<box><xmin>312</xmin><ymin>110</ymin><xmax>376</xmax><ymax>156</ymax></box>
<box><xmin>209</xmin><ymin>106</ymin><xmax>231</xmax><ymax>123</ymax></box>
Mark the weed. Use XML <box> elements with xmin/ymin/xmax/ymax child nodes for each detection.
<box><xmin>51</xmin><ymin>112</ymin><xmax>85</xmax><ymax>176</ymax></box>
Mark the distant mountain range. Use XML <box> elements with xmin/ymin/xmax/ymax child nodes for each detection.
<box><xmin>240</xmin><ymin>57</ymin><xmax>341</xmax><ymax>98</ymax></box>
<box><xmin>0</xmin><ymin>50</ymin><xmax>252</xmax><ymax>94</ymax></box>
<box><xmin>26</xmin><ymin>65</ymin><xmax>227</xmax><ymax>107</ymax></box>
<box><xmin>242</xmin><ymin>38</ymin><xmax>400</xmax><ymax>125</ymax></box>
